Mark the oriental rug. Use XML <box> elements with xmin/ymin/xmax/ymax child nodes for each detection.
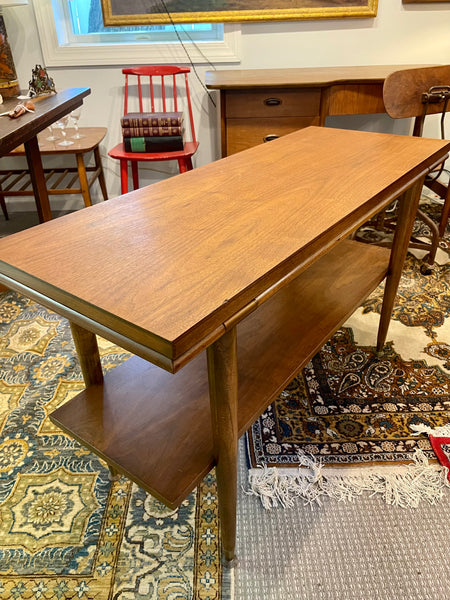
<box><xmin>0</xmin><ymin>290</ymin><xmax>227</xmax><ymax>600</ymax></box>
<box><xmin>246</xmin><ymin>197</ymin><xmax>450</xmax><ymax>508</ymax></box>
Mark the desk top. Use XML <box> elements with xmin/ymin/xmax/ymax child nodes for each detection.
<box><xmin>0</xmin><ymin>88</ymin><xmax>90</xmax><ymax>156</ymax></box>
<box><xmin>205</xmin><ymin>64</ymin><xmax>435</xmax><ymax>89</ymax></box>
<box><xmin>0</xmin><ymin>126</ymin><xmax>449</xmax><ymax>369</ymax></box>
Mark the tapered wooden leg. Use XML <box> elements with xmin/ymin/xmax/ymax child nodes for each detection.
<box><xmin>438</xmin><ymin>187</ymin><xmax>450</xmax><ymax>238</ymax></box>
<box><xmin>69</xmin><ymin>322</ymin><xmax>110</xmax><ymax>475</ymax></box>
<box><xmin>0</xmin><ymin>185</ymin><xmax>8</xmax><ymax>220</ymax></box>
<box><xmin>131</xmin><ymin>162</ymin><xmax>139</xmax><ymax>190</ymax></box>
<box><xmin>94</xmin><ymin>147</ymin><xmax>109</xmax><ymax>201</ymax></box>
<box><xmin>69</xmin><ymin>321</ymin><xmax>103</xmax><ymax>386</ymax></box>
<box><xmin>76</xmin><ymin>153</ymin><xmax>92</xmax><ymax>207</ymax></box>
<box><xmin>24</xmin><ymin>135</ymin><xmax>52</xmax><ymax>222</ymax></box>
<box><xmin>377</xmin><ymin>179</ymin><xmax>424</xmax><ymax>351</ymax></box>
<box><xmin>207</xmin><ymin>327</ymin><xmax>238</xmax><ymax>566</ymax></box>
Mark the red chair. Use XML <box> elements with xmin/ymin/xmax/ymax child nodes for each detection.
<box><xmin>109</xmin><ymin>66</ymin><xmax>199</xmax><ymax>195</ymax></box>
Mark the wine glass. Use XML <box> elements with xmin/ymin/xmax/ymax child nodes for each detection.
<box><xmin>70</xmin><ymin>108</ymin><xmax>84</xmax><ymax>139</ymax></box>
<box><xmin>55</xmin><ymin>116</ymin><xmax>74</xmax><ymax>146</ymax></box>
<box><xmin>46</xmin><ymin>123</ymin><xmax>60</xmax><ymax>142</ymax></box>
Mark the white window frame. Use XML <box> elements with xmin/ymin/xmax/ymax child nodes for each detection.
<box><xmin>32</xmin><ymin>0</ymin><xmax>241</xmax><ymax>67</ymax></box>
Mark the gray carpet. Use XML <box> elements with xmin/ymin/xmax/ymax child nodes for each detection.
<box><xmin>0</xmin><ymin>211</ymin><xmax>72</xmax><ymax>237</ymax></box>
<box><xmin>235</xmin><ymin>438</ymin><xmax>450</xmax><ymax>600</ymax></box>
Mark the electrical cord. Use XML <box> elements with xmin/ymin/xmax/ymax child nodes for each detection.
<box><xmin>156</xmin><ymin>0</ymin><xmax>218</xmax><ymax>108</ymax></box>
<box><xmin>422</xmin><ymin>88</ymin><xmax>450</xmax><ymax>183</ymax></box>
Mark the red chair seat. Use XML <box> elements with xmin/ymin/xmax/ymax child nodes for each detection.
<box><xmin>109</xmin><ymin>140</ymin><xmax>199</xmax><ymax>163</ymax></box>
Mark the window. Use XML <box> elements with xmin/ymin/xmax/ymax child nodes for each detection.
<box><xmin>33</xmin><ymin>0</ymin><xmax>240</xmax><ymax>67</ymax></box>
<box><xmin>61</xmin><ymin>0</ymin><xmax>223</xmax><ymax>45</ymax></box>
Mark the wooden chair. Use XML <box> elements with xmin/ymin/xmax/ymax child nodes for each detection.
<box><xmin>108</xmin><ymin>66</ymin><xmax>199</xmax><ymax>195</ymax></box>
<box><xmin>382</xmin><ymin>64</ymin><xmax>450</xmax><ymax>270</ymax></box>
<box><xmin>0</xmin><ymin>127</ymin><xmax>108</xmax><ymax>220</ymax></box>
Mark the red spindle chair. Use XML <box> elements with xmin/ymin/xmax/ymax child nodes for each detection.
<box><xmin>108</xmin><ymin>66</ymin><xmax>199</xmax><ymax>195</ymax></box>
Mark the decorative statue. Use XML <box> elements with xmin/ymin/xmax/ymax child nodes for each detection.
<box><xmin>28</xmin><ymin>65</ymin><xmax>56</xmax><ymax>97</ymax></box>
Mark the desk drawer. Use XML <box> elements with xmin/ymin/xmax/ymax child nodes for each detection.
<box><xmin>225</xmin><ymin>88</ymin><xmax>321</xmax><ymax>118</ymax></box>
<box><xmin>226</xmin><ymin>116</ymin><xmax>320</xmax><ymax>154</ymax></box>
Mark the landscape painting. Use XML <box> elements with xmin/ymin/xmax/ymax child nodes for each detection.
<box><xmin>100</xmin><ymin>0</ymin><xmax>378</xmax><ymax>24</ymax></box>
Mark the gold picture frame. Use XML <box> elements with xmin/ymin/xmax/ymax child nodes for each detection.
<box><xmin>100</xmin><ymin>0</ymin><xmax>378</xmax><ymax>25</ymax></box>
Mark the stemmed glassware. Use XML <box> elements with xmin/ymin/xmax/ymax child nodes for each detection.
<box><xmin>55</xmin><ymin>116</ymin><xmax>74</xmax><ymax>146</ymax></box>
<box><xmin>46</xmin><ymin>123</ymin><xmax>59</xmax><ymax>142</ymax></box>
<box><xmin>70</xmin><ymin>108</ymin><xmax>84</xmax><ymax>139</ymax></box>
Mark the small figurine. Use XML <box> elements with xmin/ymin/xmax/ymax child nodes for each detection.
<box><xmin>28</xmin><ymin>64</ymin><xmax>56</xmax><ymax>97</ymax></box>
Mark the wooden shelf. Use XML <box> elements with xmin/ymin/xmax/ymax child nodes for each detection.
<box><xmin>51</xmin><ymin>239</ymin><xmax>390</xmax><ymax>508</ymax></box>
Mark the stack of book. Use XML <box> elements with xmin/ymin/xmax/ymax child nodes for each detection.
<box><xmin>121</xmin><ymin>112</ymin><xmax>184</xmax><ymax>153</ymax></box>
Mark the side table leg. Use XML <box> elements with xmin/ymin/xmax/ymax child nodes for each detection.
<box><xmin>69</xmin><ymin>321</ymin><xmax>103</xmax><ymax>386</ymax></box>
<box><xmin>24</xmin><ymin>136</ymin><xmax>52</xmax><ymax>222</ymax></box>
<box><xmin>377</xmin><ymin>179</ymin><xmax>423</xmax><ymax>351</ymax></box>
<box><xmin>207</xmin><ymin>327</ymin><xmax>238</xmax><ymax>566</ymax></box>
<box><xmin>76</xmin><ymin>153</ymin><xmax>92</xmax><ymax>207</ymax></box>
<box><xmin>94</xmin><ymin>147</ymin><xmax>108</xmax><ymax>201</ymax></box>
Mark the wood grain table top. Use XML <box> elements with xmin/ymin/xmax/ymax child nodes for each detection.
<box><xmin>205</xmin><ymin>65</ymin><xmax>437</xmax><ymax>89</ymax></box>
<box><xmin>1</xmin><ymin>126</ymin><xmax>449</xmax><ymax>366</ymax></box>
<box><xmin>8</xmin><ymin>127</ymin><xmax>107</xmax><ymax>155</ymax></box>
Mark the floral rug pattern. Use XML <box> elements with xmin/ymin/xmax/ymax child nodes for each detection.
<box><xmin>0</xmin><ymin>291</ymin><xmax>224</xmax><ymax>600</ymax></box>
<box><xmin>247</xmin><ymin>198</ymin><xmax>450</xmax><ymax>470</ymax></box>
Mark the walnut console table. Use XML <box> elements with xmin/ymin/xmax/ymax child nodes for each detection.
<box><xmin>205</xmin><ymin>65</ymin><xmax>434</xmax><ymax>156</ymax></box>
<box><xmin>0</xmin><ymin>126</ymin><xmax>448</xmax><ymax>563</ymax></box>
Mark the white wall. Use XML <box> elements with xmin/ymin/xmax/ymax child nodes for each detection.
<box><xmin>3</xmin><ymin>0</ymin><xmax>450</xmax><ymax>211</ymax></box>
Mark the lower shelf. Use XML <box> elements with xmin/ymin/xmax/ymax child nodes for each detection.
<box><xmin>51</xmin><ymin>239</ymin><xmax>390</xmax><ymax>508</ymax></box>
<box><xmin>0</xmin><ymin>167</ymin><xmax>100</xmax><ymax>197</ymax></box>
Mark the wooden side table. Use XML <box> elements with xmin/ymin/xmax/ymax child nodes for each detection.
<box><xmin>0</xmin><ymin>127</ymin><xmax>108</xmax><ymax>219</ymax></box>
<box><xmin>1</xmin><ymin>127</ymin><xmax>449</xmax><ymax>562</ymax></box>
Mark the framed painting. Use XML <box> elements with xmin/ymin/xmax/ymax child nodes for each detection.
<box><xmin>100</xmin><ymin>0</ymin><xmax>378</xmax><ymax>25</ymax></box>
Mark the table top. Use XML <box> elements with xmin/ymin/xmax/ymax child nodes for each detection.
<box><xmin>0</xmin><ymin>126</ymin><xmax>449</xmax><ymax>368</ymax></box>
<box><xmin>0</xmin><ymin>88</ymin><xmax>91</xmax><ymax>156</ymax></box>
<box><xmin>205</xmin><ymin>64</ymin><xmax>436</xmax><ymax>89</ymax></box>
<box><xmin>8</xmin><ymin>127</ymin><xmax>107</xmax><ymax>155</ymax></box>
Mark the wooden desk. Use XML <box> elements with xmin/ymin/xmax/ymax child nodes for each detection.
<box><xmin>205</xmin><ymin>65</ymin><xmax>434</xmax><ymax>156</ymax></box>
<box><xmin>0</xmin><ymin>88</ymin><xmax>91</xmax><ymax>222</ymax></box>
<box><xmin>0</xmin><ymin>126</ymin><xmax>448</xmax><ymax>563</ymax></box>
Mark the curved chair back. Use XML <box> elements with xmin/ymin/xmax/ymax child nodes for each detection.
<box><xmin>382</xmin><ymin>64</ymin><xmax>450</xmax><ymax>269</ymax></box>
<box><xmin>383</xmin><ymin>64</ymin><xmax>450</xmax><ymax>136</ymax></box>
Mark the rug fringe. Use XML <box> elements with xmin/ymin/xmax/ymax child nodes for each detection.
<box><xmin>246</xmin><ymin>449</ymin><xmax>450</xmax><ymax>509</ymax></box>
<box><xmin>411</xmin><ymin>423</ymin><xmax>450</xmax><ymax>437</ymax></box>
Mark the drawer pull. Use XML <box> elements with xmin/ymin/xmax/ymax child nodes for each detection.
<box><xmin>263</xmin><ymin>134</ymin><xmax>279</xmax><ymax>142</ymax></box>
<box><xmin>264</xmin><ymin>97</ymin><xmax>282</xmax><ymax>106</ymax></box>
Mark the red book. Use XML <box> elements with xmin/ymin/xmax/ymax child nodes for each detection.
<box><xmin>122</xmin><ymin>125</ymin><xmax>184</xmax><ymax>137</ymax></box>
<box><xmin>121</xmin><ymin>112</ymin><xmax>183</xmax><ymax>128</ymax></box>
